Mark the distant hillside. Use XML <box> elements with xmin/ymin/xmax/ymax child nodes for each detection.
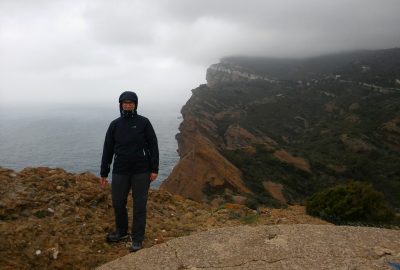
<box><xmin>161</xmin><ymin>48</ymin><xmax>400</xmax><ymax>214</ymax></box>
<box><xmin>222</xmin><ymin>48</ymin><xmax>400</xmax><ymax>86</ymax></box>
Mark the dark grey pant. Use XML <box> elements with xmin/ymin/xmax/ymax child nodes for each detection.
<box><xmin>111</xmin><ymin>173</ymin><xmax>150</xmax><ymax>242</ymax></box>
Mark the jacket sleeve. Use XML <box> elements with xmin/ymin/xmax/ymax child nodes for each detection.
<box><xmin>144</xmin><ymin>119</ymin><xmax>159</xmax><ymax>174</ymax></box>
<box><xmin>100</xmin><ymin>121</ymin><xmax>115</xmax><ymax>177</ymax></box>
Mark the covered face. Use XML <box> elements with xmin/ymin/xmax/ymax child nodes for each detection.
<box><xmin>119</xmin><ymin>91</ymin><xmax>138</xmax><ymax>112</ymax></box>
<box><xmin>118</xmin><ymin>91</ymin><xmax>138</xmax><ymax>118</ymax></box>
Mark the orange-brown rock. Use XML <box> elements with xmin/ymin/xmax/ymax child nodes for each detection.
<box><xmin>382</xmin><ymin>113</ymin><xmax>400</xmax><ymax>150</ymax></box>
<box><xmin>383</xmin><ymin>115</ymin><xmax>400</xmax><ymax>134</ymax></box>
<box><xmin>160</xmin><ymin>132</ymin><xmax>251</xmax><ymax>202</ymax></box>
<box><xmin>273</xmin><ymin>150</ymin><xmax>311</xmax><ymax>173</ymax></box>
<box><xmin>340</xmin><ymin>134</ymin><xmax>375</xmax><ymax>152</ymax></box>
<box><xmin>262</xmin><ymin>181</ymin><xmax>286</xmax><ymax>204</ymax></box>
<box><xmin>224</xmin><ymin>124</ymin><xmax>277</xmax><ymax>150</ymax></box>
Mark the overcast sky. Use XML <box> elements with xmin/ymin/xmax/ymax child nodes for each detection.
<box><xmin>0</xmin><ymin>0</ymin><xmax>399</xmax><ymax>110</ymax></box>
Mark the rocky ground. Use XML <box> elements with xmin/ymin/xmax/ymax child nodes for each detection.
<box><xmin>0</xmin><ymin>167</ymin><xmax>327</xmax><ymax>269</ymax></box>
<box><xmin>98</xmin><ymin>224</ymin><xmax>400</xmax><ymax>270</ymax></box>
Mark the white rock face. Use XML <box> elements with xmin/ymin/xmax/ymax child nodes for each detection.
<box><xmin>206</xmin><ymin>62</ymin><xmax>276</xmax><ymax>87</ymax></box>
<box><xmin>97</xmin><ymin>224</ymin><xmax>400</xmax><ymax>270</ymax></box>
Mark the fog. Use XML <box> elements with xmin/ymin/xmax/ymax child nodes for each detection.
<box><xmin>1</xmin><ymin>0</ymin><xmax>399</xmax><ymax>110</ymax></box>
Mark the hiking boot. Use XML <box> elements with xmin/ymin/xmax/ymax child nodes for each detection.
<box><xmin>129</xmin><ymin>241</ymin><xmax>143</xmax><ymax>252</ymax></box>
<box><xmin>106</xmin><ymin>231</ymin><xmax>129</xmax><ymax>243</ymax></box>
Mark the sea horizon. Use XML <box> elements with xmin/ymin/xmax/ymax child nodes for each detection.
<box><xmin>0</xmin><ymin>104</ymin><xmax>182</xmax><ymax>188</ymax></box>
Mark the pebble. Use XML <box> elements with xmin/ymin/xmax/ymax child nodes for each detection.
<box><xmin>49</xmin><ymin>247</ymin><xmax>59</xmax><ymax>260</ymax></box>
<box><xmin>20</xmin><ymin>209</ymin><xmax>30</xmax><ymax>217</ymax></box>
<box><xmin>374</xmin><ymin>247</ymin><xmax>394</xmax><ymax>257</ymax></box>
<box><xmin>35</xmin><ymin>250</ymin><xmax>41</xmax><ymax>256</ymax></box>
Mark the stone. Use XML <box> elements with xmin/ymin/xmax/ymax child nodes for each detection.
<box><xmin>183</xmin><ymin>212</ymin><xmax>194</xmax><ymax>220</ymax></box>
<box><xmin>374</xmin><ymin>246</ymin><xmax>394</xmax><ymax>257</ymax></box>
<box><xmin>210</xmin><ymin>197</ymin><xmax>224</xmax><ymax>207</ymax></box>
<box><xmin>48</xmin><ymin>246</ymin><xmax>59</xmax><ymax>260</ymax></box>
<box><xmin>20</xmin><ymin>209</ymin><xmax>30</xmax><ymax>217</ymax></box>
<box><xmin>232</xmin><ymin>195</ymin><xmax>247</xmax><ymax>205</ymax></box>
<box><xmin>224</xmin><ymin>203</ymin><xmax>245</xmax><ymax>210</ymax></box>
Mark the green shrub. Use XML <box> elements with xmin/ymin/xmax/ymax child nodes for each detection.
<box><xmin>34</xmin><ymin>210</ymin><xmax>48</xmax><ymax>219</ymax></box>
<box><xmin>240</xmin><ymin>214</ymin><xmax>259</xmax><ymax>224</ymax></box>
<box><xmin>306</xmin><ymin>181</ymin><xmax>395</xmax><ymax>225</ymax></box>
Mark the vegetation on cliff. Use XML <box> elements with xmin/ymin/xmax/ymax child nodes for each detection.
<box><xmin>162</xmin><ymin>48</ymin><xmax>400</xmax><ymax>222</ymax></box>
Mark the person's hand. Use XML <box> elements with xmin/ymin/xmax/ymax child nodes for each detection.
<box><xmin>150</xmin><ymin>173</ymin><xmax>158</xmax><ymax>182</ymax></box>
<box><xmin>100</xmin><ymin>177</ymin><xmax>108</xmax><ymax>188</ymax></box>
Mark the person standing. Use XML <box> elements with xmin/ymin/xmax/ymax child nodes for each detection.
<box><xmin>100</xmin><ymin>91</ymin><xmax>159</xmax><ymax>252</ymax></box>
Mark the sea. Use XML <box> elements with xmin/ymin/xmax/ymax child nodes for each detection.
<box><xmin>0</xmin><ymin>105</ymin><xmax>182</xmax><ymax>188</ymax></box>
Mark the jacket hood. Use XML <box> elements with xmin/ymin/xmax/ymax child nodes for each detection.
<box><xmin>119</xmin><ymin>91</ymin><xmax>138</xmax><ymax>115</ymax></box>
<box><xmin>119</xmin><ymin>91</ymin><xmax>138</xmax><ymax>105</ymax></box>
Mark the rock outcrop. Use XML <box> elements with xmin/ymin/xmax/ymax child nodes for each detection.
<box><xmin>160</xmin><ymin>132</ymin><xmax>252</xmax><ymax>202</ymax></box>
<box><xmin>98</xmin><ymin>224</ymin><xmax>400</xmax><ymax>270</ymax></box>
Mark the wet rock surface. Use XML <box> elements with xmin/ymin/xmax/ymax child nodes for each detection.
<box><xmin>0</xmin><ymin>167</ymin><xmax>327</xmax><ymax>269</ymax></box>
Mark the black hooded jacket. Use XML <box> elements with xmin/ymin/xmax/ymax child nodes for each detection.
<box><xmin>100</xmin><ymin>91</ymin><xmax>159</xmax><ymax>177</ymax></box>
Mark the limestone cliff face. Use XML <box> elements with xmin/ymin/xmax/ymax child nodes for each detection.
<box><xmin>206</xmin><ymin>61</ymin><xmax>276</xmax><ymax>88</ymax></box>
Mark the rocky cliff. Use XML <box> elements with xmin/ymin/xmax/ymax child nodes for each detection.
<box><xmin>161</xmin><ymin>48</ymin><xmax>400</xmax><ymax>211</ymax></box>
<box><xmin>0</xmin><ymin>167</ymin><xmax>326</xmax><ymax>269</ymax></box>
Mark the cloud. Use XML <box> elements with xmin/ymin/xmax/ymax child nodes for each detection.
<box><xmin>158</xmin><ymin>0</ymin><xmax>400</xmax><ymax>58</ymax></box>
<box><xmin>0</xmin><ymin>0</ymin><xmax>399</xmax><ymax>107</ymax></box>
<box><xmin>83</xmin><ymin>0</ymin><xmax>160</xmax><ymax>46</ymax></box>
